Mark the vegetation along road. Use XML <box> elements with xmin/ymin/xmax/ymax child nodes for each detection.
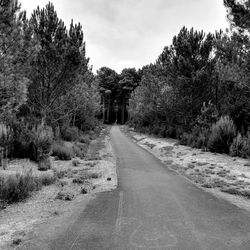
<box><xmin>47</xmin><ymin>126</ymin><xmax>250</xmax><ymax>250</ymax></box>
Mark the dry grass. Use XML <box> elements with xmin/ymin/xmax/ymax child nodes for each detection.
<box><xmin>0</xmin><ymin>169</ymin><xmax>57</xmax><ymax>204</ymax></box>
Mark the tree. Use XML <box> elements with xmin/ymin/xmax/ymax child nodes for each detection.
<box><xmin>158</xmin><ymin>27</ymin><xmax>215</xmax><ymax>128</ymax></box>
<box><xmin>0</xmin><ymin>0</ymin><xmax>32</xmax><ymax>122</ymax></box>
<box><xmin>28</xmin><ymin>2</ymin><xmax>88</xmax><ymax>125</ymax></box>
<box><xmin>224</xmin><ymin>0</ymin><xmax>250</xmax><ymax>30</ymax></box>
<box><xmin>58</xmin><ymin>71</ymin><xmax>100</xmax><ymax>130</ymax></box>
<box><xmin>213</xmin><ymin>30</ymin><xmax>250</xmax><ymax>132</ymax></box>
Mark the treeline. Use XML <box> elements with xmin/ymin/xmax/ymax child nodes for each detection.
<box><xmin>129</xmin><ymin>1</ymin><xmax>250</xmax><ymax>158</ymax></box>
<box><xmin>0</xmin><ymin>1</ymin><xmax>100</xmax><ymax>167</ymax></box>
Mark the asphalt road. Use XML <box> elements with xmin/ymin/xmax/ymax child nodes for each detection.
<box><xmin>50</xmin><ymin>126</ymin><xmax>250</xmax><ymax>250</ymax></box>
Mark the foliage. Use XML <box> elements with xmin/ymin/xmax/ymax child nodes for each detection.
<box><xmin>0</xmin><ymin>169</ymin><xmax>56</xmax><ymax>204</ymax></box>
<box><xmin>180</xmin><ymin>102</ymin><xmax>218</xmax><ymax>149</ymax></box>
<box><xmin>61</xmin><ymin>74</ymin><xmax>100</xmax><ymax>131</ymax></box>
<box><xmin>32</xmin><ymin>125</ymin><xmax>53</xmax><ymax>163</ymax></box>
<box><xmin>230</xmin><ymin>133</ymin><xmax>250</xmax><ymax>158</ymax></box>
<box><xmin>224</xmin><ymin>0</ymin><xmax>250</xmax><ymax>30</ymax></box>
<box><xmin>79</xmin><ymin>135</ymin><xmax>90</xmax><ymax>144</ymax></box>
<box><xmin>38</xmin><ymin>158</ymin><xmax>51</xmax><ymax>171</ymax></box>
<box><xmin>73</xmin><ymin>142</ymin><xmax>88</xmax><ymax>159</ymax></box>
<box><xmin>96</xmin><ymin>67</ymin><xmax>140</xmax><ymax>123</ymax></box>
<box><xmin>0</xmin><ymin>170</ymin><xmax>41</xmax><ymax>203</ymax></box>
<box><xmin>128</xmin><ymin>24</ymin><xmax>250</xmax><ymax>157</ymax></box>
<box><xmin>61</xmin><ymin>126</ymin><xmax>79</xmax><ymax>142</ymax></box>
<box><xmin>39</xmin><ymin>171</ymin><xmax>57</xmax><ymax>186</ymax></box>
<box><xmin>11</xmin><ymin>120</ymin><xmax>36</xmax><ymax>159</ymax></box>
<box><xmin>52</xmin><ymin>142</ymin><xmax>72</xmax><ymax>160</ymax></box>
<box><xmin>208</xmin><ymin>116</ymin><xmax>236</xmax><ymax>154</ymax></box>
<box><xmin>28</xmin><ymin>2</ymin><xmax>89</xmax><ymax>125</ymax></box>
<box><xmin>0</xmin><ymin>0</ymin><xmax>32</xmax><ymax>122</ymax></box>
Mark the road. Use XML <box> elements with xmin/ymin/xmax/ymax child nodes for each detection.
<box><xmin>50</xmin><ymin>126</ymin><xmax>250</xmax><ymax>250</ymax></box>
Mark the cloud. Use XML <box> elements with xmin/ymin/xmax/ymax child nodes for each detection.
<box><xmin>20</xmin><ymin>0</ymin><xmax>229</xmax><ymax>72</ymax></box>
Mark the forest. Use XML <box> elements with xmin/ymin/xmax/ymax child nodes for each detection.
<box><xmin>128</xmin><ymin>0</ymin><xmax>250</xmax><ymax>159</ymax></box>
<box><xmin>0</xmin><ymin>0</ymin><xmax>250</xmax><ymax>204</ymax></box>
<box><xmin>98</xmin><ymin>0</ymin><xmax>250</xmax><ymax>159</ymax></box>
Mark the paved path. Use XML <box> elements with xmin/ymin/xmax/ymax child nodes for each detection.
<box><xmin>50</xmin><ymin>126</ymin><xmax>250</xmax><ymax>250</ymax></box>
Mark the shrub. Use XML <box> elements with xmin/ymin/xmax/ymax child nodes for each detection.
<box><xmin>53</xmin><ymin>169</ymin><xmax>67</xmax><ymax>179</ymax></box>
<box><xmin>79</xmin><ymin>135</ymin><xmax>90</xmax><ymax>144</ymax></box>
<box><xmin>52</xmin><ymin>142</ymin><xmax>72</xmax><ymax>160</ymax></box>
<box><xmin>39</xmin><ymin>171</ymin><xmax>57</xmax><ymax>186</ymax></box>
<box><xmin>208</xmin><ymin>116</ymin><xmax>236</xmax><ymax>154</ymax></box>
<box><xmin>73</xmin><ymin>142</ymin><xmax>88</xmax><ymax>159</ymax></box>
<box><xmin>0</xmin><ymin>170</ymin><xmax>41</xmax><ymax>204</ymax></box>
<box><xmin>61</xmin><ymin>126</ymin><xmax>79</xmax><ymax>142</ymax></box>
<box><xmin>38</xmin><ymin>158</ymin><xmax>51</xmax><ymax>171</ymax></box>
<box><xmin>180</xmin><ymin>132</ymin><xmax>192</xmax><ymax>145</ymax></box>
<box><xmin>32</xmin><ymin>125</ymin><xmax>53</xmax><ymax>164</ymax></box>
<box><xmin>165</xmin><ymin>126</ymin><xmax>177</xmax><ymax>138</ymax></box>
<box><xmin>12</xmin><ymin>122</ymin><xmax>35</xmax><ymax>159</ymax></box>
<box><xmin>72</xmin><ymin>159</ymin><xmax>80</xmax><ymax>167</ymax></box>
<box><xmin>151</xmin><ymin>125</ymin><xmax>161</xmax><ymax>136</ymax></box>
<box><xmin>56</xmin><ymin>191</ymin><xmax>74</xmax><ymax>201</ymax></box>
<box><xmin>230</xmin><ymin>133</ymin><xmax>250</xmax><ymax>158</ymax></box>
<box><xmin>185</xmin><ymin>127</ymin><xmax>210</xmax><ymax>149</ymax></box>
<box><xmin>10</xmin><ymin>122</ymin><xmax>53</xmax><ymax>163</ymax></box>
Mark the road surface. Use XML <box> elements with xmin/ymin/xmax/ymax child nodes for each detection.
<box><xmin>50</xmin><ymin>126</ymin><xmax>250</xmax><ymax>250</ymax></box>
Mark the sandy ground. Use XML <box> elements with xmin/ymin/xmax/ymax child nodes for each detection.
<box><xmin>121</xmin><ymin>126</ymin><xmax>250</xmax><ymax>212</ymax></box>
<box><xmin>0</xmin><ymin>127</ymin><xmax>117</xmax><ymax>249</ymax></box>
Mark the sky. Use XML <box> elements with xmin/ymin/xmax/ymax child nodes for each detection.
<box><xmin>20</xmin><ymin>0</ymin><xmax>229</xmax><ymax>73</ymax></box>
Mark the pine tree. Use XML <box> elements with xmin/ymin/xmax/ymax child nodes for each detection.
<box><xmin>0</xmin><ymin>0</ymin><xmax>31</xmax><ymax>122</ymax></box>
<box><xmin>28</xmin><ymin>2</ymin><xmax>88</xmax><ymax>125</ymax></box>
<box><xmin>224</xmin><ymin>0</ymin><xmax>250</xmax><ymax>30</ymax></box>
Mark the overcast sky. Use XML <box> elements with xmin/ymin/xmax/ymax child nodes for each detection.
<box><xmin>20</xmin><ymin>0</ymin><xmax>229</xmax><ymax>73</ymax></box>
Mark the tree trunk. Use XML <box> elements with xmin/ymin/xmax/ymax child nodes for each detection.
<box><xmin>121</xmin><ymin>98</ymin><xmax>125</xmax><ymax>124</ymax></box>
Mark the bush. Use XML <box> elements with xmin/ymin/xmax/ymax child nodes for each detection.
<box><xmin>165</xmin><ymin>126</ymin><xmax>177</xmax><ymax>138</ymax></box>
<box><xmin>32</xmin><ymin>125</ymin><xmax>53</xmax><ymax>164</ymax></box>
<box><xmin>12</xmin><ymin>121</ymin><xmax>35</xmax><ymax>159</ymax></box>
<box><xmin>230</xmin><ymin>133</ymin><xmax>250</xmax><ymax>158</ymax></box>
<box><xmin>52</xmin><ymin>142</ymin><xmax>72</xmax><ymax>160</ymax></box>
<box><xmin>73</xmin><ymin>142</ymin><xmax>88</xmax><ymax>159</ymax></box>
<box><xmin>61</xmin><ymin>126</ymin><xmax>79</xmax><ymax>142</ymax></box>
<box><xmin>180</xmin><ymin>132</ymin><xmax>192</xmax><ymax>145</ymax></box>
<box><xmin>151</xmin><ymin>125</ymin><xmax>161</xmax><ymax>136</ymax></box>
<box><xmin>184</xmin><ymin>126</ymin><xmax>210</xmax><ymax>149</ymax></box>
<box><xmin>79</xmin><ymin>135</ymin><xmax>90</xmax><ymax>144</ymax></box>
<box><xmin>39</xmin><ymin>171</ymin><xmax>57</xmax><ymax>186</ymax></box>
<box><xmin>38</xmin><ymin>158</ymin><xmax>51</xmax><ymax>171</ymax></box>
<box><xmin>208</xmin><ymin>116</ymin><xmax>236</xmax><ymax>154</ymax></box>
<box><xmin>0</xmin><ymin>170</ymin><xmax>41</xmax><ymax>204</ymax></box>
<box><xmin>10</xmin><ymin>122</ymin><xmax>53</xmax><ymax>163</ymax></box>
<box><xmin>72</xmin><ymin>159</ymin><xmax>80</xmax><ymax>167</ymax></box>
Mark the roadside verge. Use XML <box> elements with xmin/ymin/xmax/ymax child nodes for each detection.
<box><xmin>121</xmin><ymin>126</ymin><xmax>250</xmax><ymax>213</ymax></box>
<box><xmin>0</xmin><ymin>126</ymin><xmax>117</xmax><ymax>250</ymax></box>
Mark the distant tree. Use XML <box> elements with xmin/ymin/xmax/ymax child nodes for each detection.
<box><xmin>119</xmin><ymin>68</ymin><xmax>140</xmax><ymax>88</ymax></box>
<box><xmin>58</xmin><ymin>71</ymin><xmax>100</xmax><ymax>130</ymax></box>
<box><xmin>97</xmin><ymin>67</ymin><xmax>119</xmax><ymax>99</ymax></box>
